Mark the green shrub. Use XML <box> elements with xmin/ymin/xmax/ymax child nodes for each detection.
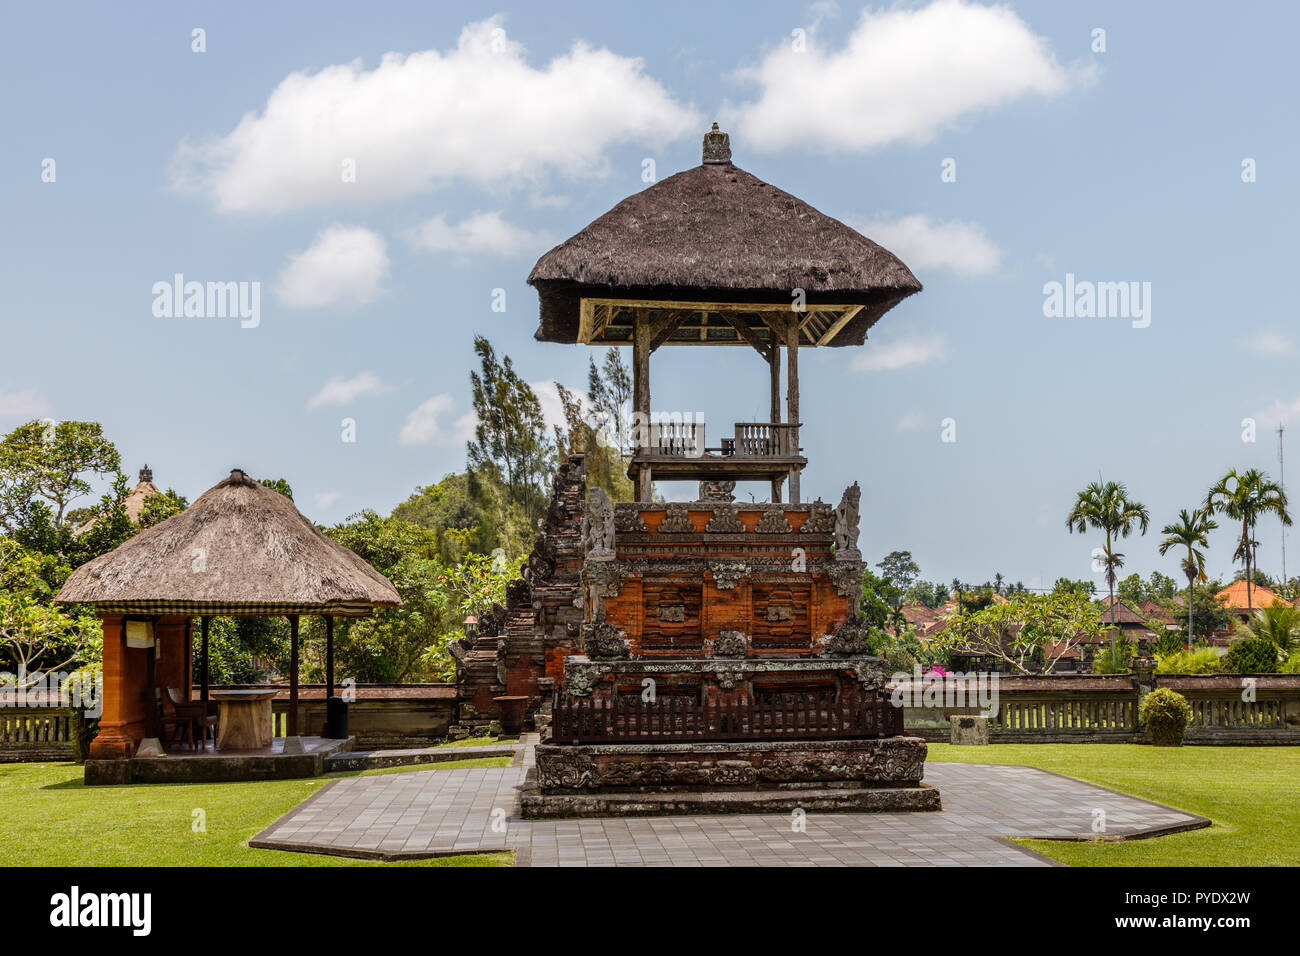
<box><xmin>1155</xmin><ymin>648</ymin><xmax>1222</xmax><ymax>674</ymax></box>
<box><xmin>1282</xmin><ymin>655</ymin><xmax>1300</xmax><ymax>675</ymax></box>
<box><xmin>1091</xmin><ymin>641</ymin><xmax>1134</xmax><ymax>674</ymax></box>
<box><xmin>1140</xmin><ymin>687</ymin><xmax>1193</xmax><ymax>746</ymax></box>
<box><xmin>1220</xmin><ymin>636</ymin><xmax>1280</xmax><ymax>673</ymax></box>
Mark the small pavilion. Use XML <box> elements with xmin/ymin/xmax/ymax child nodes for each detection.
<box><xmin>528</xmin><ymin>123</ymin><xmax>921</xmax><ymax>503</ymax></box>
<box><xmin>57</xmin><ymin>468</ymin><xmax>400</xmax><ymax>764</ymax></box>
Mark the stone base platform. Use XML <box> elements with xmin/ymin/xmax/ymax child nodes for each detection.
<box><xmin>521</xmin><ymin>735</ymin><xmax>937</xmax><ymax>818</ymax></box>
<box><xmin>84</xmin><ymin>736</ymin><xmax>353</xmax><ymax>785</ymax></box>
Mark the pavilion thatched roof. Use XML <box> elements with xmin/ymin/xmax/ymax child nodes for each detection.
<box><xmin>57</xmin><ymin>469</ymin><xmax>401</xmax><ymax>616</ymax></box>
<box><xmin>528</xmin><ymin>127</ymin><xmax>921</xmax><ymax>347</ymax></box>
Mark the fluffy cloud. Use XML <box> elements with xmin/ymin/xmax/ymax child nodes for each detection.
<box><xmin>847</xmin><ymin>214</ymin><xmax>1001</xmax><ymax>277</ymax></box>
<box><xmin>398</xmin><ymin>394</ymin><xmax>476</xmax><ymax>447</ymax></box>
<box><xmin>851</xmin><ymin>333</ymin><xmax>947</xmax><ymax>373</ymax></box>
<box><xmin>1243</xmin><ymin>330</ymin><xmax>1295</xmax><ymax>357</ymax></box>
<box><xmin>171</xmin><ymin>17</ymin><xmax>700</xmax><ymax>214</ymax></box>
<box><xmin>1255</xmin><ymin>396</ymin><xmax>1300</xmax><ymax>430</ymax></box>
<box><xmin>0</xmin><ymin>389</ymin><xmax>53</xmax><ymax>421</ymax></box>
<box><xmin>407</xmin><ymin>211</ymin><xmax>552</xmax><ymax>259</ymax></box>
<box><xmin>275</xmin><ymin>226</ymin><xmax>389</xmax><ymax>309</ymax></box>
<box><xmin>306</xmin><ymin>371</ymin><xmax>394</xmax><ymax>409</ymax></box>
<box><xmin>731</xmin><ymin>0</ymin><xmax>1087</xmax><ymax>152</ymax></box>
<box><xmin>313</xmin><ymin>490</ymin><xmax>344</xmax><ymax>510</ymax></box>
<box><xmin>894</xmin><ymin>410</ymin><xmax>928</xmax><ymax>432</ymax></box>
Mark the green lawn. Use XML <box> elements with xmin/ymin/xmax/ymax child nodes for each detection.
<box><xmin>436</xmin><ymin>735</ymin><xmax>506</xmax><ymax>748</ymax></box>
<box><xmin>926</xmin><ymin>743</ymin><xmax>1300</xmax><ymax>866</ymax></box>
<box><xmin>346</xmin><ymin>756</ymin><xmax>514</xmax><ymax>776</ymax></box>
<box><xmin>0</xmin><ymin>762</ymin><xmax>512</xmax><ymax>867</ymax></box>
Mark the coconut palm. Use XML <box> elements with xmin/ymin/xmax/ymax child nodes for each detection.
<box><xmin>1067</xmin><ymin>479</ymin><xmax>1150</xmax><ymax>658</ymax></box>
<box><xmin>1158</xmin><ymin>508</ymin><xmax>1217</xmax><ymax>645</ymax></box>
<box><xmin>1205</xmin><ymin>469</ymin><xmax>1292</xmax><ymax>613</ymax></box>
<box><xmin>1245</xmin><ymin>600</ymin><xmax>1299</xmax><ymax>659</ymax></box>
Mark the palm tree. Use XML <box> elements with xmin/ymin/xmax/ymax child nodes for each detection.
<box><xmin>1245</xmin><ymin>600</ymin><xmax>1299</xmax><ymax>659</ymax></box>
<box><xmin>1205</xmin><ymin>469</ymin><xmax>1292</xmax><ymax>613</ymax></box>
<box><xmin>1067</xmin><ymin>479</ymin><xmax>1150</xmax><ymax>659</ymax></box>
<box><xmin>993</xmin><ymin>572</ymin><xmax>1005</xmax><ymax>596</ymax></box>
<box><xmin>1158</xmin><ymin>508</ymin><xmax>1217</xmax><ymax>645</ymax></box>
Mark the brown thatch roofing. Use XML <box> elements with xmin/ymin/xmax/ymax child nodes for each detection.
<box><xmin>57</xmin><ymin>469</ymin><xmax>401</xmax><ymax>616</ymax></box>
<box><xmin>528</xmin><ymin>128</ymin><xmax>921</xmax><ymax>346</ymax></box>
<box><xmin>73</xmin><ymin>466</ymin><xmax>160</xmax><ymax>537</ymax></box>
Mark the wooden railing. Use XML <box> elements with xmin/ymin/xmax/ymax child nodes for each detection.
<box><xmin>550</xmin><ymin>689</ymin><xmax>901</xmax><ymax>744</ymax></box>
<box><xmin>731</xmin><ymin>422</ymin><xmax>799</xmax><ymax>457</ymax></box>
<box><xmin>646</xmin><ymin>420</ymin><xmax>704</xmax><ymax>457</ymax></box>
<box><xmin>991</xmin><ymin>696</ymin><xmax>1136</xmax><ymax>734</ymax></box>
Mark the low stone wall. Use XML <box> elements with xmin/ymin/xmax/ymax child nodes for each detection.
<box><xmin>0</xmin><ymin>706</ymin><xmax>83</xmax><ymax>762</ymax></box>
<box><xmin>897</xmin><ymin>673</ymin><xmax>1300</xmax><ymax>744</ymax></box>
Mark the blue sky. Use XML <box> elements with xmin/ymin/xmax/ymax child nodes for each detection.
<box><xmin>3</xmin><ymin>0</ymin><xmax>1298</xmax><ymax>590</ymax></box>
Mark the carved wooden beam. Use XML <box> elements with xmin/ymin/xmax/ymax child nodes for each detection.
<box><xmin>648</xmin><ymin>311</ymin><xmax>690</xmax><ymax>352</ymax></box>
<box><xmin>716</xmin><ymin>311</ymin><xmax>771</xmax><ymax>358</ymax></box>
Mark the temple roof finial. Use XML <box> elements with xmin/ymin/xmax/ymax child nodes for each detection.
<box><xmin>702</xmin><ymin>122</ymin><xmax>731</xmax><ymax>164</ymax></box>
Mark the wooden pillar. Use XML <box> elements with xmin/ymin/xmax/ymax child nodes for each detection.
<box><xmin>288</xmin><ymin>614</ymin><xmax>300</xmax><ymax>737</ymax></box>
<box><xmin>199</xmin><ymin>616</ymin><xmax>210</xmax><ymax>703</ymax></box>
<box><xmin>325</xmin><ymin>615</ymin><xmax>335</xmax><ymax>698</ymax></box>
<box><xmin>769</xmin><ymin>343</ymin><xmax>781</xmax><ymax>424</ymax></box>
<box><xmin>633</xmin><ymin>309</ymin><xmax>652</xmax><ymax>501</ymax></box>
<box><xmin>785</xmin><ymin>319</ymin><xmax>801</xmax><ymax>503</ymax></box>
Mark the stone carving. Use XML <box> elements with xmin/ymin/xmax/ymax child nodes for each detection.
<box><xmin>822</xmin><ymin>620</ymin><xmax>871</xmax><ymax>656</ymax></box>
<box><xmin>714</xmin><ymin>667</ymin><xmax>745</xmax><ymax>690</ymax></box>
<box><xmin>852</xmin><ymin>658</ymin><xmax>887</xmax><ymax>690</ymax></box>
<box><xmin>506</xmin><ymin>578</ymin><xmax>532</xmax><ymax>613</ymax></box>
<box><xmin>537</xmin><ymin>749</ymin><xmax>596</xmax><ymax>789</ymax></box>
<box><xmin>584</xmin><ymin>622</ymin><xmax>629</xmax><ymax>659</ymax></box>
<box><xmin>564</xmin><ymin>661</ymin><xmax>600</xmax><ymax>697</ymax></box>
<box><xmin>614</xmin><ymin>506</ymin><xmax>649</xmax><ymax>533</ymax></box>
<box><xmin>834</xmin><ymin>482</ymin><xmax>862</xmax><ymax>560</ymax></box>
<box><xmin>583</xmin><ymin>487</ymin><xmax>617</xmax><ymax>560</ymax></box>
<box><xmin>658</xmin><ymin>503</ymin><xmax>695</xmax><ymax>533</ymax></box>
<box><xmin>713</xmin><ymin>630</ymin><xmax>748</xmax><ymax>658</ymax></box>
<box><xmin>657</xmin><ymin>603</ymin><xmax>687</xmax><ymax>623</ymax></box>
<box><xmin>699</xmin><ymin>479</ymin><xmax>736</xmax><ymax>502</ymax></box>
<box><xmin>582</xmin><ymin>560</ymin><xmax>627</xmax><ymax>598</ymax></box>
<box><xmin>754</xmin><ymin>509</ymin><xmax>793</xmax><ymax>533</ymax></box>
<box><xmin>704</xmin><ymin>507</ymin><xmax>745</xmax><ymax>533</ymax></box>
<box><xmin>827</xmin><ymin>562</ymin><xmax>864</xmax><ymax>619</ymax></box>
<box><xmin>800</xmin><ymin>500</ymin><xmax>835</xmax><ymax>534</ymax></box>
<box><xmin>765</xmin><ymin>604</ymin><xmax>793</xmax><ymax>623</ymax></box>
<box><xmin>709</xmin><ymin>562</ymin><xmax>747</xmax><ymax>590</ymax></box>
<box><xmin>712</xmin><ymin>760</ymin><xmax>757</xmax><ymax>786</ymax></box>
<box><xmin>478</xmin><ymin>602</ymin><xmax>506</xmax><ymax>639</ymax></box>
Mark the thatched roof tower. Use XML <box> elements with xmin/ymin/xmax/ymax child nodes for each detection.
<box><xmin>528</xmin><ymin>123</ymin><xmax>921</xmax><ymax>348</ymax></box>
<box><xmin>57</xmin><ymin>468</ymin><xmax>400</xmax><ymax>616</ymax></box>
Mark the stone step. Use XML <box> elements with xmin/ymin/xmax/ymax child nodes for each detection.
<box><xmin>325</xmin><ymin>742</ymin><xmax>520</xmax><ymax>772</ymax></box>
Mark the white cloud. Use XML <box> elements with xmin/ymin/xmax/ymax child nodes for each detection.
<box><xmin>307</xmin><ymin>371</ymin><xmax>394</xmax><ymax>409</ymax></box>
<box><xmin>730</xmin><ymin>0</ymin><xmax>1088</xmax><ymax>152</ymax></box>
<box><xmin>530</xmin><ymin>380</ymin><xmax>589</xmax><ymax>436</ymax></box>
<box><xmin>1256</xmin><ymin>397</ymin><xmax>1300</xmax><ymax>430</ymax></box>
<box><xmin>170</xmin><ymin>16</ymin><xmax>700</xmax><ymax>214</ymax></box>
<box><xmin>313</xmin><ymin>490</ymin><xmax>344</xmax><ymax>510</ymax></box>
<box><xmin>407</xmin><ymin>211</ymin><xmax>552</xmax><ymax>259</ymax></box>
<box><xmin>275</xmin><ymin>226</ymin><xmax>389</xmax><ymax>309</ymax></box>
<box><xmin>894</xmin><ymin>410</ymin><xmax>928</xmax><ymax>431</ymax></box>
<box><xmin>1243</xmin><ymin>330</ymin><xmax>1295</xmax><ymax>357</ymax></box>
<box><xmin>0</xmin><ymin>389</ymin><xmax>53</xmax><ymax>420</ymax></box>
<box><xmin>851</xmin><ymin>333</ymin><xmax>947</xmax><ymax>373</ymax></box>
<box><xmin>399</xmin><ymin>394</ymin><xmax>476</xmax><ymax>447</ymax></box>
<box><xmin>846</xmin><ymin>214</ymin><xmax>1001</xmax><ymax>277</ymax></box>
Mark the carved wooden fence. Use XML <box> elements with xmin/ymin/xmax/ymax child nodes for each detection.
<box><xmin>551</xmin><ymin>688</ymin><xmax>901</xmax><ymax>744</ymax></box>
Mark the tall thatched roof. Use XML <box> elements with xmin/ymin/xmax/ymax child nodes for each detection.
<box><xmin>74</xmin><ymin>465</ymin><xmax>159</xmax><ymax>537</ymax></box>
<box><xmin>528</xmin><ymin>125</ymin><xmax>921</xmax><ymax>347</ymax></box>
<box><xmin>57</xmin><ymin>469</ymin><xmax>401</xmax><ymax>616</ymax></box>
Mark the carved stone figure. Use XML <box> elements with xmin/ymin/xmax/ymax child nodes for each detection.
<box><xmin>709</xmin><ymin>562</ymin><xmax>747</xmax><ymax>590</ymax></box>
<box><xmin>584</xmin><ymin>622</ymin><xmax>629</xmax><ymax>659</ymax></box>
<box><xmin>755</xmin><ymin>508</ymin><xmax>793</xmax><ymax>533</ymax></box>
<box><xmin>614</xmin><ymin>506</ymin><xmax>648</xmax><ymax>533</ymax></box>
<box><xmin>834</xmin><ymin>482</ymin><xmax>862</xmax><ymax>560</ymax></box>
<box><xmin>822</xmin><ymin>620</ymin><xmax>871</xmax><ymax>656</ymax></box>
<box><xmin>658</xmin><ymin>502</ymin><xmax>695</xmax><ymax>533</ymax></box>
<box><xmin>713</xmin><ymin>630</ymin><xmax>748</xmax><ymax>658</ymax></box>
<box><xmin>699</xmin><ymin>479</ymin><xmax>736</xmax><ymax>502</ymax></box>
<box><xmin>704</xmin><ymin>506</ymin><xmax>745</xmax><ymax>533</ymax></box>
<box><xmin>583</xmin><ymin>487</ymin><xmax>617</xmax><ymax>559</ymax></box>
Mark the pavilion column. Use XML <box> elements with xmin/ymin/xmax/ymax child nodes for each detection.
<box><xmin>288</xmin><ymin>614</ymin><xmax>300</xmax><ymax>737</ymax></box>
<box><xmin>633</xmin><ymin>308</ymin><xmax>652</xmax><ymax>501</ymax></box>
<box><xmin>324</xmin><ymin>615</ymin><xmax>335</xmax><ymax>698</ymax></box>
<box><xmin>785</xmin><ymin>319</ymin><xmax>801</xmax><ymax>503</ymax></box>
<box><xmin>769</xmin><ymin>343</ymin><xmax>783</xmax><ymax>502</ymax></box>
<box><xmin>199</xmin><ymin>616</ymin><xmax>210</xmax><ymax>703</ymax></box>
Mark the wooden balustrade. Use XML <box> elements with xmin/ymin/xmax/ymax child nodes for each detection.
<box><xmin>732</xmin><ymin>422</ymin><xmax>799</xmax><ymax>457</ymax></box>
<box><xmin>551</xmin><ymin>688</ymin><xmax>900</xmax><ymax>744</ymax></box>
<box><xmin>0</xmin><ymin>706</ymin><xmax>80</xmax><ymax>760</ymax></box>
<box><xmin>646</xmin><ymin>420</ymin><xmax>705</xmax><ymax>457</ymax></box>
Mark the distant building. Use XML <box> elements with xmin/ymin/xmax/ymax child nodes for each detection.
<box><xmin>74</xmin><ymin>466</ymin><xmax>162</xmax><ymax>536</ymax></box>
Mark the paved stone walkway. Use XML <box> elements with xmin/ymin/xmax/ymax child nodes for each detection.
<box><xmin>251</xmin><ymin>742</ymin><xmax>1208</xmax><ymax>866</ymax></box>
